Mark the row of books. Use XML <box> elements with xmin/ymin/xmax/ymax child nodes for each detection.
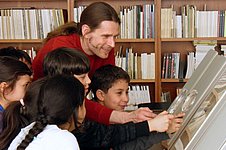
<box><xmin>125</xmin><ymin>85</ymin><xmax>151</xmax><ymax>111</ymax></box>
<box><xmin>116</xmin><ymin>44</ymin><xmax>220</xmax><ymax>80</ymax></box>
<box><xmin>161</xmin><ymin>4</ymin><xmax>226</xmax><ymax>38</ymax></box>
<box><xmin>74</xmin><ymin>4</ymin><xmax>155</xmax><ymax>39</ymax></box>
<box><xmin>162</xmin><ymin>41</ymin><xmax>219</xmax><ymax>79</ymax></box>
<box><xmin>119</xmin><ymin>4</ymin><xmax>155</xmax><ymax>39</ymax></box>
<box><xmin>115</xmin><ymin>47</ymin><xmax>155</xmax><ymax>79</ymax></box>
<box><xmin>0</xmin><ymin>8</ymin><xmax>65</xmax><ymax>39</ymax></box>
<box><xmin>162</xmin><ymin>52</ymin><xmax>180</xmax><ymax>79</ymax></box>
<box><xmin>73</xmin><ymin>6</ymin><xmax>86</xmax><ymax>23</ymax></box>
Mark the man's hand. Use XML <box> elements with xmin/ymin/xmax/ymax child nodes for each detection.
<box><xmin>130</xmin><ymin>107</ymin><xmax>157</xmax><ymax>123</ymax></box>
<box><xmin>109</xmin><ymin>107</ymin><xmax>156</xmax><ymax>124</ymax></box>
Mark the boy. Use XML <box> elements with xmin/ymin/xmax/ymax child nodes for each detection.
<box><xmin>89</xmin><ymin>64</ymin><xmax>184</xmax><ymax>149</ymax></box>
<box><xmin>90</xmin><ymin>64</ymin><xmax>130</xmax><ymax>111</ymax></box>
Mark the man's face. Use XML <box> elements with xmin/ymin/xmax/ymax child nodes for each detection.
<box><xmin>86</xmin><ymin>21</ymin><xmax>119</xmax><ymax>59</ymax></box>
<box><xmin>101</xmin><ymin>79</ymin><xmax>129</xmax><ymax>111</ymax></box>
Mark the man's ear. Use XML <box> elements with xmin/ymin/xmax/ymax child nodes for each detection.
<box><xmin>81</xmin><ymin>24</ymin><xmax>91</xmax><ymax>38</ymax></box>
<box><xmin>96</xmin><ymin>89</ymin><xmax>105</xmax><ymax>102</ymax></box>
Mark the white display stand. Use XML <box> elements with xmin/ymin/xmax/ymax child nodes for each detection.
<box><xmin>185</xmin><ymin>91</ymin><xmax>226</xmax><ymax>150</ymax></box>
<box><xmin>167</xmin><ymin>50</ymin><xmax>226</xmax><ymax>150</ymax></box>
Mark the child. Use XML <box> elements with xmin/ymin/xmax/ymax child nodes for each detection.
<box><xmin>88</xmin><ymin>64</ymin><xmax>184</xmax><ymax>149</ymax></box>
<box><xmin>0</xmin><ymin>56</ymin><xmax>32</xmax><ymax>133</ymax></box>
<box><xmin>43</xmin><ymin>47</ymin><xmax>178</xmax><ymax>150</ymax></box>
<box><xmin>1</xmin><ymin>75</ymin><xmax>85</xmax><ymax>149</ymax></box>
<box><xmin>90</xmin><ymin>64</ymin><xmax>131</xmax><ymax>111</ymax></box>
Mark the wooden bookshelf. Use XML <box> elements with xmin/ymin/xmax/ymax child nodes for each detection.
<box><xmin>160</xmin><ymin>0</ymin><xmax>226</xmax><ymax>103</ymax></box>
<box><xmin>1</xmin><ymin>0</ymin><xmax>226</xmax><ymax>102</ymax></box>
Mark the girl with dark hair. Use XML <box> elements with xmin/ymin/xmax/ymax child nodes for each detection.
<box><xmin>3</xmin><ymin>75</ymin><xmax>85</xmax><ymax>149</ymax></box>
<box><xmin>0</xmin><ymin>56</ymin><xmax>32</xmax><ymax>133</ymax></box>
<box><xmin>43</xmin><ymin>47</ymin><xmax>91</xmax><ymax>94</ymax></box>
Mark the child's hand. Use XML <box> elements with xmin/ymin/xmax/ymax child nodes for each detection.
<box><xmin>167</xmin><ymin>112</ymin><xmax>185</xmax><ymax>134</ymax></box>
<box><xmin>147</xmin><ymin>111</ymin><xmax>174</xmax><ymax>132</ymax></box>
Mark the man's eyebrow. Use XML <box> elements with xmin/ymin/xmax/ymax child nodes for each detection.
<box><xmin>102</xmin><ymin>33</ymin><xmax>113</xmax><ymax>36</ymax></box>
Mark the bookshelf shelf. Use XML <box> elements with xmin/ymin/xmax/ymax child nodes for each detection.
<box><xmin>130</xmin><ymin>79</ymin><xmax>155</xmax><ymax>83</ymax></box>
<box><xmin>116</xmin><ymin>39</ymin><xmax>155</xmax><ymax>43</ymax></box>
<box><xmin>162</xmin><ymin>37</ymin><xmax>226</xmax><ymax>42</ymax></box>
<box><xmin>0</xmin><ymin>39</ymin><xmax>42</xmax><ymax>43</ymax></box>
<box><xmin>2</xmin><ymin>0</ymin><xmax>67</xmax><ymax>1</ymax></box>
<box><xmin>0</xmin><ymin>0</ymin><xmax>69</xmax><ymax>8</ymax></box>
<box><xmin>161</xmin><ymin>79</ymin><xmax>188</xmax><ymax>83</ymax></box>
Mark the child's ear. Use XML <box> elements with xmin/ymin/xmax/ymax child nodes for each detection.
<box><xmin>0</xmin><ymin>82</ymin><xmax>7</xmax><ymax>93</ymax></box>
<box><xmin>96</xmin><ymin>89</ymin><xmax>105</xmax><ymax>102</ymax></box>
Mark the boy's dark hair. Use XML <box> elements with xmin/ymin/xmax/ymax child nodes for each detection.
<box><xmin>0</xmin><ymin>75</ymin><xmax>84</xmax><ymax>149</ymax></box>
<box><xmin>90</xmin><ymin>64</ymin><xmax>130</xmax><ymax>101</ymax></box>
<box><xmin>43</xmin><ymin>47</ymin><xmax>90</xmax><ymax>76</ymax></box>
